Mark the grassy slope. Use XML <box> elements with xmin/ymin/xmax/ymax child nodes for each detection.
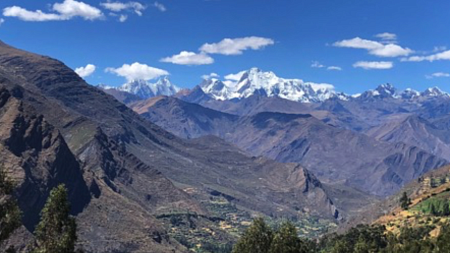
<box><xmin>374</xmin><ymin>166</ymin><xmax>450</xmax><ymax>236</ymax></box>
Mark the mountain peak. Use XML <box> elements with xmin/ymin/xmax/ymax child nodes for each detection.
<box><xmin>156</xmin><ymin>75</ymin><xmax>170</xmax><ymax>84</ymax></box>
<box><xmin>376</xmin><ymin>83</ymin><xmax>395</xmax><ymax>91</ymax></box>
<box><xmin>102</xmin><ymin>77</ymin><xmax>180</xmax><ymax>99</ymax></box>
<box><xmin>375</xmin><ymin>83</ymin><xmax>398</xmax><ymax>97</ymax></box>
<box><xmin>248</xmin><ymin>67</ymin><xmax>262</xmax><ymax>73</ymax></box>
<box><xmin>421</xmin><ymin>86</ymin><xmax>448</xmax><ymax>97</ymax></box>
<box><xmin>198</xmin><ymin>68</ymin><xmax>340</xmax><ymax>103</ymax></box>
<box><xmin>200</xmin><ymin>78</ymin><xmax>229</xmax><ymax>100</ymax></box>
<box><xmin>400</xmin><ymin>88</ymin><xmax>420</xmax><ymax>99</ymax></box>
<box><xmin>358</xmin><ymin>83</ymin><xmax>399</xmax><ymax>99</ymax></box>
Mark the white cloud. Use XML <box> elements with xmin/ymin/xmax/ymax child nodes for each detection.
<box><xmin>327</xmin><ymin>66</ymin><xmax>342</xmax><ymax>71</ymax></box>
<box><xmin>160</xmin><ymin>51</ymin><xmax>214</xmax><ymax>65</ymax></box>
<box><xmin>433</xmin><ymin>46</ymin><xmax>447</xmax><ymax>52</ymax></box>
<box><xmin>353</xmin><ymin>61</ymin><xmax>393</xmax><ymax>70</ymax></box>
<box><xmin>333</xmin><ymin>37</ymin><xmax>412</xmax><ymax>57</ymax></box>
<box><xmin>153</xmin><ymin>2</ymin><xmax>166</xmax><ymax>12</ymax></box>
<box><xmin>312</xmin><ymin>61</ymin><xmax>341</xmax><ymax>71</ymax></box>
<box><xmin>309</xmin><ymin>83</ymin><xmax>335</xmax><ymax>92</ymax></box>
<box><xmin>426</xmin><ymin>72</ymin><xmax>450</xmax><ymax>79</ymax></box>
<box><xmin>75</xmin><ymin>64</ymin><xmax>96</xmax><ymax>78</ymax></box>
<box><xmin>0</xmin><ymin>18</ymin><xmax>4</xmax><ymax>26</ymax></box>
<box><xmin>334</xmin><ymin>37</ymin><xmax>380</xmax><ymax>50</ymax></box>
<box><xmin>224</xmin><ymin>71</ymin><xmax>246</xmax><ymax>81</ymax></box>
<box><xmin>370</xmin><ymin>44</ymin><xmax>413</xmax><ymax>58</ymax></box>
<box><xmin>101</xmin><ymin>2</ymin><xmax>127</xmax><ymax>12</ymax></box>
<box><xmin>311</xmin><ymin>61</ymin><xmax>325</xmax><ymax>68</ymax></box>
<box><xmin>202</xmin><ymin>73</ymin><xmax>219</xmax><ymax>79</ymax></box>
<box><xmin>119</xmin><ymin>14</ymin><xmax>127</xmax><ymax>22</ymax></box>
<box><xmin>106</xmin><ymin>62</ymin><xmax>169</xmax><ymax>81</ymax></box>
<box><xmin>53</xmin><ymin>0</ymin><xmax>103</xmax><ymax>20</ymax></box>
<box><xmin>402</xmin><ymin>50</ymin><xmax>450</xmax><ymax>62</ymax></box>
<box><xmin>3</xmin><ymin>0</ymin><xmax>103</xmax><ymax>22</ymax></box>
<box><xmin>200</xmin><ymin>36</ymin><xmax>274</xmax><ymax>55</ymax></box>
<box><xmin>375</xmin><ymin>32</ymin><xmax>397</xmax><ymax>42</ymax></box>
<box><xmin>3</xmin><ymin>7</ymin><xmax>63</xmax><ymax>21</ymax></box>
<box><xmin>100</xmin><ymin>1</ymin><xmax>145</xmax><ymax>16</ymax></box>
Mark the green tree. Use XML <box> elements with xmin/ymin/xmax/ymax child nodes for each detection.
<box><xmin>442</xmin><ymin>202</ymin><xmax>450</xmax><ymax>216</ymax></box>
<box><xmin>0</xmin><ymin>166</ymin><xmax>21</xmax><ymax>247</ymax></box>
<box><xmin>400</xmin><ymin>192</ymin><xmax>410</xmax><ymax>210</ymax></box>
<box><xmin>430</xmin><ymin>203</ymin><xmax>438</xmax><ymax>216</ymax></box>
<box><xmin>269</xmin><ymin>221</ymin><xmax>309</xmax><ymax>253</ymax></box>
<box><xmin>232</xmin><ymin>217</ymin><xmax>273</xmax><ymax>253</ymax></box>
<box><xmin>436</xmin><ymin>224</ymin><xmax>450</xmax><ymax>252</ymax></box>
<box><xmin>32</xmin><ymin>184</ymin><xmax>78</xmax><ymax>253</ymax></box>
<box><xmin>353</xmin><ymin>235</ymin><xmax>370</xmax><ymax>253</ymax></box>
<box><xmin>330</xmin><ymin>240</ymin><xmax>351</xmax><ymax>253</ymax></box>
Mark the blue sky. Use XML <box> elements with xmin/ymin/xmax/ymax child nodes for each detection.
<box><xmin>0</xmin><ymin>0</ymin><xmax>449</xmax><ymax>94</ymax></box>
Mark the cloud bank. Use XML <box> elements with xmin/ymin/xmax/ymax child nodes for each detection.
<box><xmin>106</xmin><ymin>62</ymin><xmax>169</xmax><ymax>81</ymax></box>
<box><xmin>3</xmin><ymin>0</ymin><xmax>103</xmax><ymax>21</ymax></box>
<box><xmin>160</xmin><ymin>51</ymin><xmax>214</xmax><ymax>65</ymax></box>
<box><xmin>353</xmin><ymin>61</ymin><xmax>393</xmax><ymax>70</ymax></box>
<box><xmin>200</xmin><ymin>37</ymin><xmax>274</xmax><ymax>55</ymax></box>
<box><xmin>334</xmin><ymin>36</ymin><xmax>412</xmax><ymax>57</ymax></box>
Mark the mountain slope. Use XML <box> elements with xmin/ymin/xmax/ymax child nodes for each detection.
<box><xmin>181</xmin><ymin>90</ymin><xmax>313</xmax><ymax>116</ymax></box>
<box><xmin>0</xmin><ymin>86</ymin><xmax>91</xmax><ymax>230</ymax></box>
<box><xmin>129</xmin><ymin>96</ymin><xmax>238</xmax><ymax>139</ymax></box>
<box><xmin>344</xmin><ymin>164</ymin><xmax>450</xmax><ymax>234</ymax></box>
<box><xmin>230</xmin><ymin>112</ymin><xmax>447</xmax><ymax>196</ymax></box>
<box><xmin>0</xmin><ymin>41</ymin><xmax>200</xmax><ymax>252</ymax></box>
<box><xmin>367</xmin><ymin>115</ymin><xmax>450</xmax><ymax>160</ymax></box>
<box><xmin>134</xmin><ymin>97</ymin><xmax>448</xmax><ymax>196</ymax></box>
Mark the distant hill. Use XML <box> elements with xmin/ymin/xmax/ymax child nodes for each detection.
<box><xmin>131</xmin><ymin>96</ymin><xmax>448</xmax><ymax>197</ymax></box>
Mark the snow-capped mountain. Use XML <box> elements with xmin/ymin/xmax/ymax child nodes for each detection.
<box><xmin>356</xmin><ymin>84</ymin><xmax>449</xmax><ymax>101</ymax></box>
<box><xmin>197</xmin><ymin>69</ymin><xmax>450</xmax><ymax>103</ymax></box>
<box><xmin>200</xmin><ymin>68</ymin><xmax>345</xmax><ymax>103</ymax></box>
<box><xmin>358</xmin><ymin>83</ymin><xmax>400</xmax><ymax>99</ymax></box>
<box><xmin>120</xmin><ymin>80</ymin><xmax>157</xmax><ymax>98</ymax></box>
<box><xmin>199</xmin><ymin>78</ymin><xmax>230</xmax><ymax>101</ymax></box>
<box><xmin>101</xmin><ymin>76</ymin><xmax>181</xmax><ymax>99</ymax></box>
<box><xmin>151</xmin><ymin>77</ymin><xmax>181</xmax><ymax>97</ymax></box>
<box><xmin>421</xmin><ymin>87</ymin><xmax>450</xmax><ymax>98</ymax></box>
<box><xmin>99</xmin><ymin>68</ymin><xmax>450</xmax><ymax>104</ymax></box>
<box><xmin>401</xmin><ymin>88</ymin><xmax>420</xmax><ymax>99</ymax></box>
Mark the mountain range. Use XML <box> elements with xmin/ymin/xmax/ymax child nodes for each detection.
<box><xmin>100</xmin><ymin>68</ymin><xmax>450</xmax><ymax>104</ymax></box>
<box><xmin>99</xmin><ymin>66</ymin><xmax>450</xmax><ymax>198</ymax></box>
<box><xmin>129</xmin><ymin>96</ymin><xmax>448</xmax><ymax>197</ymax></box>
<box><xmin>0</xmin><ymin>41</ymin><xmax>350</xmax><ymax>252</ymax></box>
<box><xmin>100</xmin><ymin>76</ymin><xmax>181</xmax><ymax>99</ymax></box>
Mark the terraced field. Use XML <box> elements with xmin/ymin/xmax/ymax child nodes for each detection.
<box><xmin>375</xmin><ymin>169</ymin><xmax>450</xmax><ymax>236</ymax></box>
<box><xmin>156</xmin><ymin>194</ymin><xmax>337</xmax><ymax>253</ymax></box>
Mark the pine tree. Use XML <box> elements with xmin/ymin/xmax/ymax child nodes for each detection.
<box><xmin>0</xmin><ymin>166</ymin><xmax>21</xmax><ymax>246</ymax></box>
<box><xmin>353</xmin><ymin>235</ymin><xmax>370</xmax><ymax>253</ymax></box>
<box><xmin>232</xmin><ymin>217</ymin><xmax>273</xmax><ymax>253</ymax></box>
<box><xmin>269</xmin><ymin>221</ymin><xmax>309</xmax><ymax>253</ymax></box>
<box><xmin>442</xmin><ymin>202</ymin><xmax>450</xmax><ymax>216</ymax></box>
<box><xmin>32</xmin><ymin>184</ymin><xmax>78</xmax><ymax>253</ymax></box>
<box><xmin>330</xmin><ymin>240</ymin><xmax>350</xmax><ymax>253</ymax></box>
<box><xmin>400</xmin><ymin>192</ymin><xmax>410</xmax><ymax>210</ymax></box>
<box><xmin>436</xmin><ymin>224</ymin><xmax>450</xmax><ymax>252</ymax></box>
<box><xmin>430</xmin><ymin>203</ymin><xmax>438</xmax><ymax>216</ymax></box>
